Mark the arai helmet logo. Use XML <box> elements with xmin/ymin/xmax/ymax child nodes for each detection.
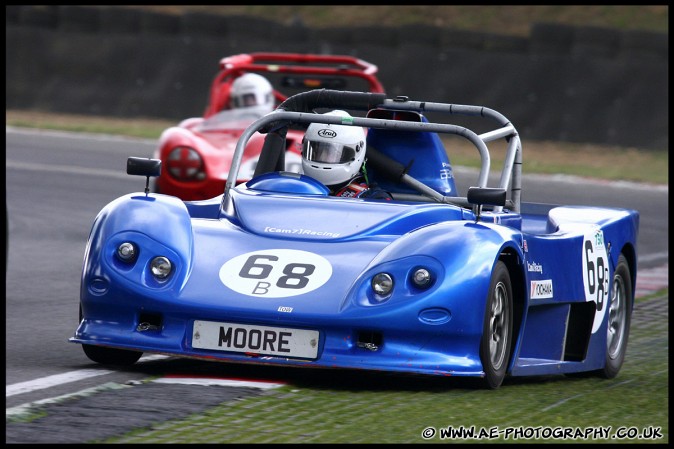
<box><xmin>317</xmin><ymin>129</ymin><xmax>337</xmax><ymax>138</ymax></box>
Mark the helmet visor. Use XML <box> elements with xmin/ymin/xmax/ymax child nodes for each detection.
<box><xmin>302</xmin><ymin>140</ymin><xmax>357</xmax><ymax>164</ymax></box>
<box><xmin>232</xmin><ymin>93</ymin><xmax>258</xmax><ymax>108</ymax></box>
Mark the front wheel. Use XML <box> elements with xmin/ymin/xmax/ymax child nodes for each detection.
<box><xmin>599</xmin><ymin>253</ymin><xmax>632</xmax><ymax>378</ymax></box>
<box><xmin>82</xmin><ymin>344</ymin><xmax>143</xmax><ymax>366</ymax></box>
<box><xmin>479</xmin><ymin>261</ymin><xmax>513</xmax><ymax>389</ymax></box>
<box><xmin>78</xmin><ymin>304</ymin><xmax>143</xmax><ymax>366</ymax></box>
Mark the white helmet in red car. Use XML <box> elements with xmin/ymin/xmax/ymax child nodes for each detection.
<box><xmin>301</xmin><ymin>110</ymin><xmax>366</xmax><ymax>187</ymax></box>
<box><xmin>230</xmin><ymin>73</ymin><xmax>274</xmax><ymax>112</ymax></box>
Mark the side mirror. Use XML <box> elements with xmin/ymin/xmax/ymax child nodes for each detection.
<box><xmin>467</xmin><ymin>187</ymin><xmax>506</xmax><ymax>222</ymax></box>
<box><xmin>466</xmin><ymin>187</ymin><xmax>506</xmax><ymax>207</ymax></box>
<box><xmin>127</xmin><ymin>157</ymin><xmax>161</xmax><ymax>195</ymax></box>
<box><xmin>127</xmin><ymin>157</ymin><xmax>161</xmax><ymax>177</ymax></box>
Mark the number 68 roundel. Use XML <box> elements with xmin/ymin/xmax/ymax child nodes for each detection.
<box><xmin>220</xmin><ymin>249</ymin><xmax>333</xmax><ymax>298</ymax></box>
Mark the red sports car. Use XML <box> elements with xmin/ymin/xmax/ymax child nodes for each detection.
<box><xmin>152</xmin><ymin>52</ymin><xmax>386</xmax><ymax>200</ymax></box>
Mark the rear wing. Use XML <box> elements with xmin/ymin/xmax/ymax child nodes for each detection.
<box><xmin>224</xmin><ymin>90</ymin><xmax>522</xmax><ymax>213</ymax></box>
<box><xmin>205</xmin><ymin>52</ymin><xmax>386</xmax><ymax>117</ymax></box>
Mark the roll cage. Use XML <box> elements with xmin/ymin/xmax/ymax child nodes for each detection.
<box><xmin>224</xmin><ymin>90</ymin><xmax>522</xmax><ymax>213</ymax></box>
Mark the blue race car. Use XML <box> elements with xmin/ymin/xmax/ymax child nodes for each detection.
<box><xmin>70</xmin><ymin>90</ymin><xmax>639</xmax><ymax>389</ymax></box>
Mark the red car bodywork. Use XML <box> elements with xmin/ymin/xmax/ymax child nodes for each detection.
<box><xmin>153</xmin><ymin>52</ymin><xmax>386</xmax><ymax>201</ymax></box>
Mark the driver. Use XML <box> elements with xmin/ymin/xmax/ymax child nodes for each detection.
<box><xmin>301</xmin><ymin>110</ymin><xmax>391</xmax><ymax>199</ymax></box>
<box><xmin>229</xmin><ymin>73</ymin><xmax>275</xmax><ymax>113</ymax></box>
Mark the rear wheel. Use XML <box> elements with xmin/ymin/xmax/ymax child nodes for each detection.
<box><xmin>599</xmin><ymin>254</ymin><xmax>632</xmax><ymax>378</ymax></box>
<box><xmin>479</xmin><ymin>261</ymin><xmax>513</xmax><ymax>389</ymax></box>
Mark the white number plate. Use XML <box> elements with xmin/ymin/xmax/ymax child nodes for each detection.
<box><xmin>192</xmin><ymin>320</ymin><xmax>319</xmax><ymax>359</ymax></box>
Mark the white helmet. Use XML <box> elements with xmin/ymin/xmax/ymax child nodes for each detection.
<box><xmin>230</xmin><ymin>73</ymin><xmax>274</xmax><ymax>112</ymax></box>
<box><xmin>301</xmin><ymin>110</ymin><xmax>366</xmax><ymax>187</ymax></box>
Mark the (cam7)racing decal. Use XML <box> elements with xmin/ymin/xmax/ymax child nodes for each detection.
<box><xmin>582</xmin><ymin>228</ymin><xmax>609</xmax><ymax>333</ymax></box>
<box><xmin>220</xmin><ymin>249</ymin><xmax>333</xmax><ymax>298</ymax></box>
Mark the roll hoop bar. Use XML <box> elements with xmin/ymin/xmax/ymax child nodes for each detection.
<box><xmin>224</xmin><ymin>89</ymin><xmax>521</xmax><ymax>213</ymax></box>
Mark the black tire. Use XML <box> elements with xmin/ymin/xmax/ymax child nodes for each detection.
<box><xmin>479</xmin><ymin>261</ymin><xmax>513</xmax><ymax>389</ymax></box>
<box><xmin>82</xmin><ymin>343</ymin><xmax>143</xmax><ymax>366</ymax></box>
<box><xmin>599</xmin><ymin>253</ymin><xmax>632</xmax><ymax>378</ymax></box>
<box><xmin>78</xmin><ymin>304</ymin><xmax>143</xmax><ymax>366</ymax></box>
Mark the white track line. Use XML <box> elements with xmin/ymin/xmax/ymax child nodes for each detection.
<box><xmin>6</xmin><ymin>369</ymin><xmax>115</xmax><ymax>397</ymax></box>
<box><xmin>6</xmin><ymin>355</ymin><xmax>169</xmax><ymax>398</ymax></box>
<box><xmin>152</xmin><ymin>377</ymin><xmax>285</xmax><ymax>389</ymax></box>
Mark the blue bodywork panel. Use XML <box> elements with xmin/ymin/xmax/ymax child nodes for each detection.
<box><xmin>73</xmin><ymin>188</ymin><xmax>638</xmax><ymax>378</ymax></box>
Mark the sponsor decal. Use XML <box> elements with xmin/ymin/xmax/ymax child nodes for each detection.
<box><xmin>440</xmin><ymin>162</ymin><xmax>454</xmax><ymax>180</ymax></box>
<box><xmin>527</xmin><ymin>261</ymin><xmax>543</xmax><ymax>274</ymax></box>
<box><xmin>264</xmin><ymin>227</ymin><xmax>340</xmax><ymax>238</ymax></box>
<box><xmin>317</xmin><ymin>129</ymin><xmax>336</xmax><ymax>138</ymax></box>
<box><xmin>220</xmin><ymin>249</ymin><xmax>332</xmax><ymax>298</ymax></box>
<box><xmin>530</xmin><ymin>279</ymin><xmax>553</xmax><ymax>299</ymax></box>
